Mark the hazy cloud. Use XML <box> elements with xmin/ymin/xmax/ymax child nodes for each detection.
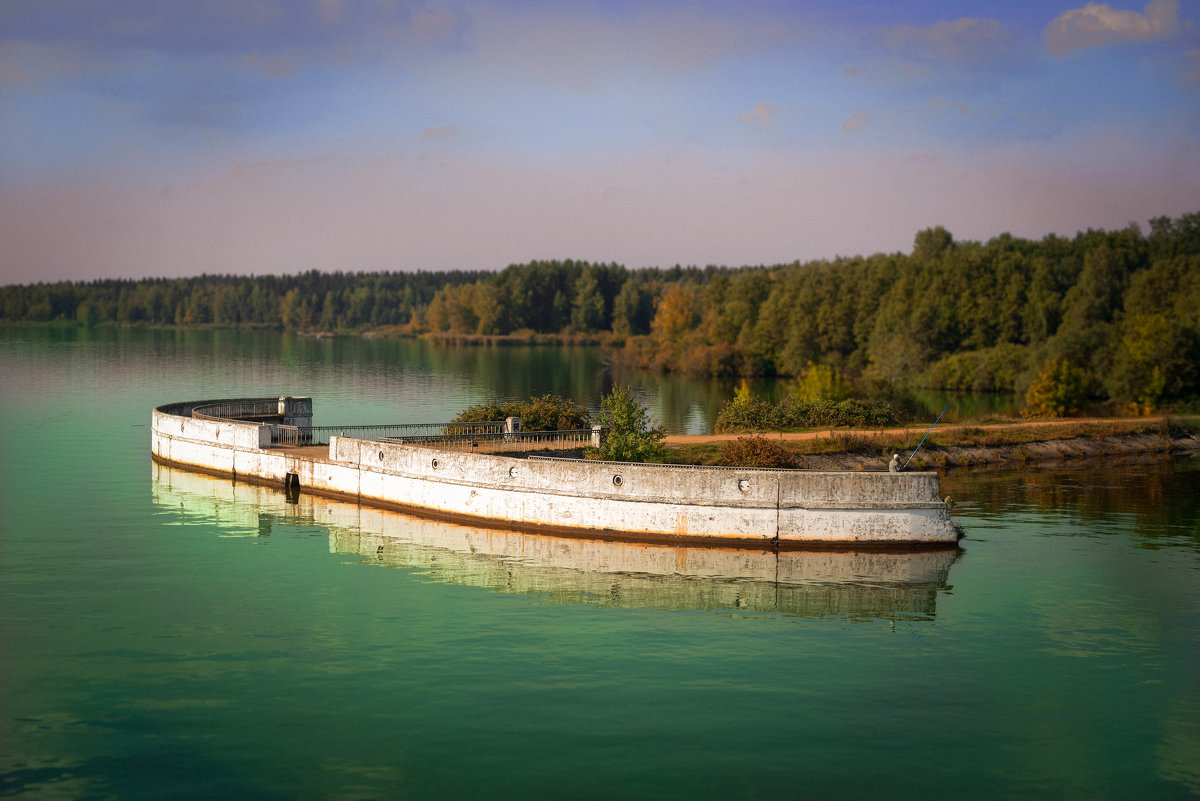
<box><xmin>1184</xmin><ymin>49</ymin><xmax>1200</xmax><ymax>84</ymax></box>
<box><xmin>738</xmin><ymin>102</ymin><xmax>780</xmax><ymax>126</ymax></box>
<box><xmin>842</xmin><ymin>58</ymin><xmax>933</xmax><ymax>84</ymax></box>
<box><xmin>882</xmin><ymin>17</ymin><xmax>1016</xmax><ymax>64</ymax></box>
<box><xmin>930</xmin><ymin>97</ymin><xmax>971</xmax><ymax>115</ymax></box>
<box><xmin>843</xmin><ymin>110</ymin><xmax>871</xmax><ymax>132</ymax></box>
<box><xmin>242</xmin><ymin>51</ymin><xmax>302</xmax><ymax>78</ymax></box>
<box><xmin>227</xmin><ymin>156</ymin><xmax>306</xmax><ymax>183</ymax></box>
<box><xmin>0</xmin><ymin>0</ymin><xmax>468</xmax><ymax>57</ymax></box>
<box><xmin>401</xmin><ymin>8</ymin><xmax>468</xmax><ymax>48</ymax></box>
<box><xmin>1045</xmin><ymin>1</ymin><xmax>1181</xmax><ymax>56</ymax></box>
<box><xmin>317</xmin><ymin>0</ymin><xmax>350</xmax><ymax>25</ymax></box>
<box><xmin>421</xmin><ymin>124</ymin><xmax>459</xmax><ymax>140</ymax></box>
<box><xmin>467</xmin><ymin>5</ymin><xmax>792</xmax><ymax>94</ymax></box>
<box><xmin>0</xmin><ymin>40</ymin><xmax>98</xmax><ymax>89</ymax></box>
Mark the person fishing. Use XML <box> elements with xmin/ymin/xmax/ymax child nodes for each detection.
<box><xmin>894</xmin><ymin>402</ymin><xmax>952</xmax><ymax>472</ymax></box>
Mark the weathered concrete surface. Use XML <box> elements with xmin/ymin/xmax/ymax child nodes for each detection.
<box><xmin>151</xmin><ymin>461</ymin><xmax>960</xmax><ymax>617</ymax></box>
<box><xmin>152</xmin><ymin>397</ymin><xmax>960</xmax><ymax>546</ymax></box>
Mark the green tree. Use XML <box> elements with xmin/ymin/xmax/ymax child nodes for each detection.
<box><xmin>650</xmin><ymin>282</ymin><xmax>698</xmax><ymax>344</ymax></box>
<box><xmin>570</xmin><ymin>267</ymin><xmax>605</xmax><ymax>332</ymax></box>
<box><xmin>1107</xmin><ymin>313</ymin><xmax>1200</xmax><ymax>412</ymax></box>
<box><xmin>912</xmin><ymin>226</ymin><xmax>953</xmax><ymax>262</ymax></box>
<box><xmin>611</xmin><ymin>277</ymin><xmax>654</xmax><ymax>336</ymax></box>
<box><xmin>279</xmin><ymin>288</ymin><xmax>309</xmax><ymax>330</ymax></box>
<box><xmin>793</xmin><ymin>362</ymin><xmax>852</xmax><ymax>401</ymax></box>
<box><xmin>551</xmin><ymin>289</ymin><xmax>571</xmax><ymax>332</ymax></box>
<box><xmin>1023</xmin><ymin>358</ymin><xmax>1087</xmax><ymax>417</ymax></box>
<box><xmin>594</xmin><ymin>385</ymin><xmax>666</xmax><ymax>463</ymax></box>
<box><xmin>319</xmin><ymin>290</ymin><xmax>339</xmax><ymax>330</ymax></box>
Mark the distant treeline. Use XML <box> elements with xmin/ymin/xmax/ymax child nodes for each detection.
<box><xmin>0</xmin><ymin>270</ymin><xmax>489</xmax><ymax>331</ymax></box>
<box><xmin>2</xmin><ymin>213</ymin><xmax>1198</xmax><ymax>410</ymax></box>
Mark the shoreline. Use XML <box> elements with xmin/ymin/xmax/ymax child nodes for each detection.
<box><xmin>664</xmin><ymin>418</ymin><xmax>1200</xmax><ymax>471</ymax></box>
<box><xmin>792</xmin><ymin>432</ymin><xmax>1200</xmax><ymax>472</ymax></box>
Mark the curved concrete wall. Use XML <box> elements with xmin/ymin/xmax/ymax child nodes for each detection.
<box><xmin>152</xmin><ymin>397</ymin><xmax>959</xmax><ymax>546</ymax></box>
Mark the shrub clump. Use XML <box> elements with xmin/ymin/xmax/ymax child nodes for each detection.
<box><xmin>714</xmin><ymin>394</ymin><xmax>909</xmax><ymax>433</ymax></box>
<box><xmin>719</xmin><ymin>436</ymin><xmax>797</xmax><ymax>468</ymax></box>
<box><xmin>1022</xmin><ymin>359</ymin><xmax>1088</xmax><ymax>418</ymax></box>
<box><xmin>452</xmin><ymin>394</ymin><xmax>589</xmax><ymax>431</ymax></box>
<box><xmin>591</xmin><ymin>385</ymin><xmax>666</xmax><ymax>463</ymax></box>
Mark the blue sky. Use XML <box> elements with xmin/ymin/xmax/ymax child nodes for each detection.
<box><xmin>1</xmin><ymin>0</ymin><xmax>1197</xmax><ymax>282</ymax></box>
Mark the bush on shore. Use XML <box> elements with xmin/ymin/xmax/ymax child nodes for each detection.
<box><xmin>452</xmin><ymin>394</ymin><xmax>590</xmax><ymax>431</ymax></box>
<box><xmin>714</xmin><ymin>394</ymin><xmax>910</xmax><ymax>433</ymax></box>
<box><xmin>719</xmin><ymin>436</ymin><xmax>798</xmax><ymax>468</ymax></box>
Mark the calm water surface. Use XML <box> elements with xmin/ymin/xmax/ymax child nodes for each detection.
<box><xmin>2</xmin><ymin>327</ymin><xmax>1198</xmax><ymax>800</ymax></box>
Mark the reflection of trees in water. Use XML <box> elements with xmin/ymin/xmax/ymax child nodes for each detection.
<box><xmin>910</xmin><ymin>388</ymin><xmax>1022</xmax><ymax>420</ymax></box>
<box><xmin>23</xmin><ymin>324</ymin><xmax>1048</xmax><ymax>433</ymax></box>
<box><xmin>609</xmin><ymin>368</ymin><xmax>749</xmax><ymax>434</ymax></box>
<box><xmin>23</xmin><ymin>325</ymin><xmax>1025</xmax><ymax>433</ymax></box>
<box><xmin>942</xmin><ymin>458</ymin><xmax>1200</xmax><ymax>546</ymax></box>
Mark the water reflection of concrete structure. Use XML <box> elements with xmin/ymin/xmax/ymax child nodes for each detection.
<box><xmin>152</xmin><ymin>463</ymin><xmax>959</xmax><ymax>620</ymax></box>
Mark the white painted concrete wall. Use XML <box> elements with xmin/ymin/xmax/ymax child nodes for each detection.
<box><xmin>152</xmin><ymin>398</ymin><xmax>959</xmax><ymax>545</ymax></box>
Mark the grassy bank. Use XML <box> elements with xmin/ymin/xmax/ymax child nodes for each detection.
<box><xmin>666</xmin><ymin>417</ymin><xmax>1200</xmax><ymax>468</ymax></box>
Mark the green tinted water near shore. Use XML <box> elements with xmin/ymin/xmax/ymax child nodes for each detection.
<box><xmin>2</xmin><ymin>326</ymin><xmax>1197</xmax><ymax>800</ymax></box>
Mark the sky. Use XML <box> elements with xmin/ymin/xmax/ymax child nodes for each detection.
<box><xmin>1</xmin><ymin>0</ymin><xmax>1198</xmax><ymax>283</ymax></box>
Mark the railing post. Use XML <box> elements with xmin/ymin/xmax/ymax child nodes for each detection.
<box><xmin>591</xmin><ymin>425</ymin><xmax>604</xmax><ymax>449</ymax></box>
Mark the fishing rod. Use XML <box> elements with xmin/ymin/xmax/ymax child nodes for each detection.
<box><xmin>902</xmin><ymin>401</ymin><xmax>952</xmax><ymax>470</ymax></box>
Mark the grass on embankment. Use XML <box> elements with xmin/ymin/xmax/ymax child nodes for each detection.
<box><xmin>666</xmin><ymin>417</ymin><xmax>1200</xmax><ymax>467</ymax></box>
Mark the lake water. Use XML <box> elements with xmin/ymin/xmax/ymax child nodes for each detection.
<box><xmin>2</xmin><ymin>326</ymin><xmax>1198</xmax><ymax>800</ymax></box>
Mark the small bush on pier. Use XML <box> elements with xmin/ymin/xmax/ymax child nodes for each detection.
<box><xmin>592</xmin><ymin>385</ymin><xmax>666</xmax><ymax>463</ymax></box>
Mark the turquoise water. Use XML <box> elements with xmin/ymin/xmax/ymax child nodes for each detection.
<box><xmin>2</xmin><ymin>326</ymin><xmax>1198</xmax><ymax>800</ymax></box>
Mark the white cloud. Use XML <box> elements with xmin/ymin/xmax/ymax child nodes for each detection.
<box><xmin>1045</xmin><ymin>1</ymin><xmax>1181</xmax><ymax>56</ymax></box>
<box><xmin>738</xmin><ymin>102</ymin><xmax>780</xmax><ymax>126</ymax></box>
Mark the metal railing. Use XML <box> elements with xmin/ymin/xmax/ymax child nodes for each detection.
<box><xmin>187</xmin><ymin>398</ymin><xmax>587</xmax><ymax>453</ymax></box>
<box><xmin>275</xmin><ymin>421</ymin><xmax>506</xmax><ymax>447</ymax></box>
<box><xmin>382</xmin><ymin>428</ymin><xmax>595</xmax><ymax>454</ymax></box>
<box><xmin>192</xmin><ymin>398</ymin><xmax>282</xmax><ymax>421</ymax></box>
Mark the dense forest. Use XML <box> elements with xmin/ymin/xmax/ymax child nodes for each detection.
<box><xmin>3</xmin><ymin>212</ymin><xmax>1198</xmax><ymax>412</ymax></box>
<box><xmin>0</xmin><ymin>270</ymin><xmax>489</xmax><ymax>332</ymax></box>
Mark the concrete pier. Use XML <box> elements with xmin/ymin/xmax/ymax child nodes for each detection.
<box><xmin>151</xmin><ymin>396</ymin><xmax>960</xmax><ymax>547</ymax></box>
